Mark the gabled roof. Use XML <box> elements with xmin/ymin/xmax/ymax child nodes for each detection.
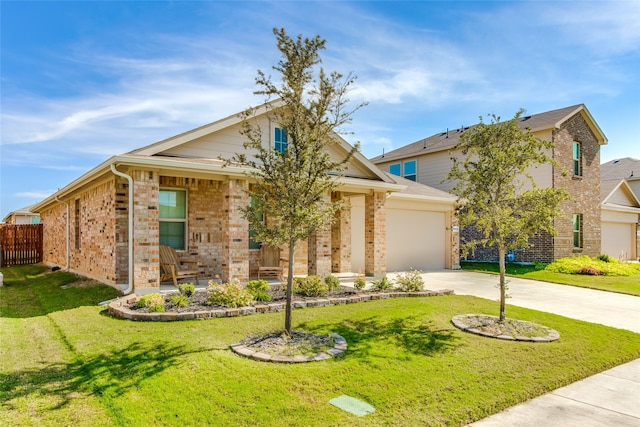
<box><xmin>371</xmin><ymin>104</ymin><xmax>607</xmax><ymax>164</ymax></box>
<box><xmin>2</xmin><ymin>204</ymin><xmax>39</xmax><ymax>223</ymax></box>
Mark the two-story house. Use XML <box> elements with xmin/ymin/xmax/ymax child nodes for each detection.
<box><xmin>371</xmin><ymin>104</ymin><xmax>608</xmax><ymax>263</ymax></box>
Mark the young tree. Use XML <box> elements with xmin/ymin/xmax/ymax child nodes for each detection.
<box><xmin>232</xmin><ymin>28</ymin><xmax>365</xmax><ymax>336</ymax></box>
<box><xmin>445</xmin><ymin>110</ymin><xmax>569</xmax><ymax>321</ymax></box>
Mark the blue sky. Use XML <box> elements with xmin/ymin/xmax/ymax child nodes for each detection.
<box><xmin>2</xmin><ymin>1</ymin><xmax>639</xmax><ymax>218</ymax></box>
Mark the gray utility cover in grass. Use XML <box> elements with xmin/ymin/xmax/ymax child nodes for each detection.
<box><xmin>329</xmin><ymin>395</ymin><xmax>375</xmax><ymax>416</ymax></box>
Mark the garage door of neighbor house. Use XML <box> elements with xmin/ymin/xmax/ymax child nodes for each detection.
<box><xmin>386</xmin><ymin>209</ymin><xmax>446</xmax><ymax>271</ymax></box>
<box><xmin>601</xmin><ymin>222</ymin><xmax>633</xmax><ymax>260</ymax></box>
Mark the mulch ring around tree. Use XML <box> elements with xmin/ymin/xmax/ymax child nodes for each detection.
<box><xmin>230</xmin><ymin>330</ymin><xmax>347</xmax><ymax>363</ymax></box>
<box><xmin>451</xmin><ymin>314</ymin><xmax>560</xmax><ymax>342</ymax></box>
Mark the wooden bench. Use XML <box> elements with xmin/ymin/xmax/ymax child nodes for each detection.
<box><xmin>159</xmin><ymin>245</ymin><xmax>200</xmax><ymax>287</ymax></box>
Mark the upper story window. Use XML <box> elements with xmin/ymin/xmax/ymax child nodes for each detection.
<box><xmin>275</xmin><ymin>127</ymin><xmax>288</xmax><ymax>153</ymax></box>
<box><xmin>572</xmin><ymin>213</ymin><xmax>583</xmax><ymax>249</ymax></box>
<box><xmin>389</xmin><ymin>163</ymin><xmax>401</xmax><ymax>177</ymax></box>
<box><xmin>403</xmin><ymin>160</ymin><xmax>417</xmax><ymax>181</ymax></box>
<box><xmin>572</xmin><ymin>141</ymin><xmax>582</xmax><ymax>176</ymax></box>
<box><xmin>160</xmin><ymin>189</ymin><xmax>187</xmax><ymax>250</ymax></box>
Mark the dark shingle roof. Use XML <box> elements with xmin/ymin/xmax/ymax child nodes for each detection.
<box><xmin>371</xmin><ymin>104</ymin><xmax>585</xmax><ymax>163</ymax></box>
<box><xmin>601</xmin><ymin>157</ymin><xmax>640</xmax><ymax>181</ymax></box>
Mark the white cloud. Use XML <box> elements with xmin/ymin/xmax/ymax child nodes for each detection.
<box><xmin>15</xmin><ymin>191</ymin><xmax>56</xmax><ymax>199</ymax></box>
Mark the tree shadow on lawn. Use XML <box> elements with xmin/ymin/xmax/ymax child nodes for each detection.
<box><xmin>0</xmin><ymin>341</ymin><xmax>213</xmax><ymax>411</ymax></box>
<box><xmin>299</xmin><ymin>315</ymin><xmax>461</xmax><ymax>360</ymax></box>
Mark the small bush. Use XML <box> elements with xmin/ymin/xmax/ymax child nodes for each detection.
<box><xmin>371</xmin><ymin>275</ymin><xmax>394</xmax><ymax>291</ymax></box>
<box><xmin>577</xmin><ymin>266</ymin><xmax>604</xmax><ymax>276</ymax></box>
<box><xmin>207</xmin><ymin>281</ymin><xmax>254</xmax><ymax>308</ymax></box>
<box><xmin>353</xmin><ymin>276</ymin><xmax>366</xmax><ymax>291</ymax></box>
<box><xmin>545</xmin><ymin>256</ymin><xmax>640</xmax><ymax>276</ymax></box>
<box><xmin>246</xmin><ymin>280</ymin><xmax>272</xmax><ymax>302</ymax></box>
<box><xmin>395</xmin><ymin>269</ymin><xmax>424</xmax><ymax>292</ymax></box>
<box><xmin>136</xmin><ymin>293</ymin><xmax>165</xmax><ymax>312</ymax></box>
<box><xmin>169</xmin><ymin>294</ymin><xmax>190</xmax><ymax>307</ymax></box>
<box><xmin>177</xmin><ymin>283</ymin><xmax>195</xmax><ymax>297</ymax></box>
<box><xmin>295</xmin><ymin>275</ymin><xmax>329</xmax><ymax>297</ymax></box>
<box><xmin>324</xmin><ymin>275</ymin><xmax>341</xmax><ymax>292</ymax></box>
<box><xmin>596</xmin><ymin>254</ymin><xmax>615</xmax><ymax>263</ymax></box>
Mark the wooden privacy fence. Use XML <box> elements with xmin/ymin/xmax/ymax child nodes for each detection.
<box><xmin>0</xmin><ymin>224</ymin><xmax>44</xmax><ymax>267</ymax></box>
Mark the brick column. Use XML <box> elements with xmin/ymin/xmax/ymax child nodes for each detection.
<box><xmin>331</xmin><ymin>192</ymin><xmax>352</xmax><ymax>273</ymax></box>
<box><xmin>221</xmin><ymin>178</ymin><xmax>249</xmax><ymax>282</ymax></box>
<box><xmin>364</xmin><ymin>191</ymin><xmax>386</xmax><ymax>277</ymax></box>
<box><xmin>308</xmin><ymin>193</ymin><xmax>332</xmax><ymax>276</ymax></box>
<box><xmin>132</xmin><ymin>169</ymin><xmax>160</xmax><ymax>289</ymax></box>
<box><xmin>449</xmin><ymin>212</ymin><xmax>461</xmax><ymax>269</ymax></box>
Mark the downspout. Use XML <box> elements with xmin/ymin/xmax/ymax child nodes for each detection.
<box><xmin>54</xmin><ymin>196</ymin><xmax>70</xmax><ymax>270</ymax></box>
<box><xmin>110</xmin><ymin>164</ymin><xmax>134</xmax><ymax>294</ymax></box>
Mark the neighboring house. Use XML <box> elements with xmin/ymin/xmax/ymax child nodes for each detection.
<box><xmin>600</xmin><ymin>158</ymin><xmax>640</xmax><ymax>261</ymax></box>
<box><xmin>371</xmin><ymin>104</ymin><xmax>607</xmax><ymax>263</ymax></box>
<box><xmin>2</xmin><ymin>205</ymin><xmax>40</xmax><ymax>224</ymax></box>
<box><xmin>32</xmin><ymin>102</ymin><xmax>459</xmax><ymax>294</ymax></box>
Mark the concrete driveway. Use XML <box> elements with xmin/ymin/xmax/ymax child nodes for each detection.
<box><xmin>396</xmin><ymin>269</ymin><xmax>640</xmax><ymax>426</ymax></box>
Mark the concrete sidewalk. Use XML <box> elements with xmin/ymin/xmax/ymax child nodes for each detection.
<box><xmin>403</xmin><ymin>270</ymin><xmax>640</xmax><ymax>427</ymax></box>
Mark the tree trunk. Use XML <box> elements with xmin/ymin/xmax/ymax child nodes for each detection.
<box><xmin>284</xmin><ymin>238</ymin><xmax>296</xmax><ymax>336</ymax></box>
<box><xmin>498</xmin><ymin>246</ymin><xmax>506</xmax><ymax>321</ymax></box>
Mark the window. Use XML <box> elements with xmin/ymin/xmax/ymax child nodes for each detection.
<box><xmin>389</xmin><ymin>163</ymin><xmax>401</xmax><ymax>177</ymax></box>
<box><xmin>403</xmin><ymin>160</ymin><xmax>417</xmax><ymax>181</ymax></box>
<box><xmin>248</xmin><ymin>196</ymin><xmax>264</xmax><ymax>250</ymax></box>
<box><xmin>572</xmin><ymin>214</ymin><xmax>582</xmax><ymax>249</ymax></box>
<box><xmin>275</xmin><ymin>127</ymin><xmax>288</xmax><ymax>153</ymax></box>
<box><xmin>160</xmin><ymin>189</ymin><xmax>187</xmax><ymax>250</ymax></box>
<box><xmin>74</xmin><ymin>199</ymin><xmax>81</xmax><ymax>250</ymax></box>
<box><xmin>572</xmin><ymin>142</ymin><xmax>582</xmax><ymax>176</ymax></box>
<box><xmin>31</xmin><ymin>217</ymin><xmax>40</xmax><ymax>224</ymax></box>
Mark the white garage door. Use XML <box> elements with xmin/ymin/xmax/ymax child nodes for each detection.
<box><xmin>386</xmin><ymin>208</ymin><xmax>446</xmax><ymax>271</ymax></box>
<box><xmin>602</xmin><ymin>222</ymin><xmax>633</xmax><ymax>260</ymax></box>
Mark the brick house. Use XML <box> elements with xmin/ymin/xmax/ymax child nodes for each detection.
<box><xmin>371</xmin><ymin>104</ymin><xmax>608</xmax><ymax>263</ymax></box>
<box><xmin>2</xmin><ymin>205</ymin><xmax>40</xmax><ymax>224</ymax></box>
<box><xmin>32</xmin><ymin>102</ymin><xmax>459</xmax><ymax>294</ymax></box>
<box><xmin>600</xmin><ymin>158</ymin><xmax>640</xmax><ymax>261</ymax></box>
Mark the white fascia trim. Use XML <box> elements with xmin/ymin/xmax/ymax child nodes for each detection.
<box><xmin>336</xmin><ymin>176</ymin><xmax>406</xmax><ymax>192</ymax></box>
<box><xmin>387</xmin><ymin>192</ymin><xmax>457</xmax><ymax>205</ymax></box>
<box><xmin>601</xmin><ymin>203</ymin><xmax>640</xmax><ymax>214</ymax></box>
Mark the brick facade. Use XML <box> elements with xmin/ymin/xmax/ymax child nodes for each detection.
<box><xmin>331</xmin><ymin>192</ymin><xmax>352</xmax><ymax>273</ymax></box>
<box><xmin>552</xmin><ymin>113</ymin><xmax>601</xmax><ymax>259</ymax></box>
<box><xmin>364</xmin><ymin>191</ymin><xmax>386</xmax><ymax>277</ymax></box>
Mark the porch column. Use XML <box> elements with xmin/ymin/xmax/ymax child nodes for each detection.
<box><xmin>132</xmin><ymin>169</ymin><xmax>160</xmax><ymax>289</ymax></box>
<box><xmin>308</xmin><ymin>193</ymin><xmax>332</xmax><ymax>276</ymax></box>
<box><xmin>221</xmin><ymin>178</ymin><xmax>249</xmax><ymax>282</ymax></box>
<box><xmin>364</xmin><ymin>191</ymin><xmax>386</xmax><ymax>277</ymax></box>
<box><xmin>331</xmin><ymin>192</ymin><xmax>352</xmax><ymax>273</ymax></box>
<box><xmin>449</xmin><ymin>211</ymin><xmax>461</xmax><ymax>269</ymax></box>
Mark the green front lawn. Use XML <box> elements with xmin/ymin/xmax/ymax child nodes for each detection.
<box><xmin>461</xmin><ymin>262</ymin><xmax>640</xmax><ymax>296</ymax></box>
<box><xmin>2</xmin><ymin>265</ymin><xmax>639</xmax><ymax>426</ymax></box>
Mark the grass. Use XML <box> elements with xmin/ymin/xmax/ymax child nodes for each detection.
<box><xmin>461</xmin><ymin>261</ymin><xmax>640</xmax><ymax>296</ymax></box>
<box><xmin>1</xmin><ymin>265</ymin><xmax>640</xmax><ymax>426</ymax></box>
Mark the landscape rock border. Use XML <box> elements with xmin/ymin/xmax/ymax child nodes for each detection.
<box><xmin>451</xmin><ymin>314</ymin><xmax>560</xmax><ymax>342</ymax></box>
<box><xmin>230</xmin><ymin>333</ymin><xmax>347</xmax><ymax>363</ymax></box>
<box><xmin>108</xmin><ymin>289</ymin><xmax>455</xmax><ymax>321</ymax></box>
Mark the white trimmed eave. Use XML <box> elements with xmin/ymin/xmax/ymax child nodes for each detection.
<box><xmin>335</xmin><ymin>176</ymin><xmax>406</xmax><ymax>193</ymax></box>
<box><xmin>601</xmin><ymin>203</ymin><xmax>640</xmax><ymax>214</ymax></box>
<box><xmin>387</xmin><ymin>192</ymin><xmax>457</xmax><ymax>206</ymax></box>
<box><xmin>602</xmin><ymin>180</ymin><xmax>640</xmax><ymax>206</ymax></box>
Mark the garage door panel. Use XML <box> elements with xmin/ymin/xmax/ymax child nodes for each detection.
<box><xmin>602</xmin><ymin>222</ymin><xmax>633</xmax><ymax>260</ymax></box>
<box><xmin>387</xmin><ymin>209</ymin><xmax>445</xmax><ymax>271</ymax></box>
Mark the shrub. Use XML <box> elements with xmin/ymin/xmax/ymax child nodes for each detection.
<box><xmin>545</xmin><ymin>256</ymin><xmax>640</xmax><ymax>276</ymax></box>
<box><xmin>324</xmin><ymin>275</ymin><xmax>341</xmax><ymax>292</ymax></box>
<box><xmin>295</xmin><ymin>275</ymin><xmax>329</xmax><ymax>297</ymax></box>
<box><xmin>246</xmin><ymin>280</ymin><xmax>272</xmax><ymax>302</ymax></box>
<box><xmin>353</xmin><ymin>276</ymin><xmax>366</xmax><ymax>291</ymax></box>
<box><xmin>395</xmin><ymin>269</ymin><xmax>424</xmax><ymax>292</ymax></box>
<box><xmin>170</xmin><ymin>294</ymin><xmax>190</xmax><ymax>307</ymax></box>
<box><xmin>177</xmin><ymin>283</ymin><xmax>195</xmax><ymax>297</ymax></box>
<box><xmin>136</xmin><ymin>293</ymin><xmax>165</xmax><ymax>312</ymax></box>
<box><xmin>577</xmin><ymin>266</ymin><xmax>604</xmax><ymax>276</ymax></box>
<box><xmin>596</xmin><ymin>254</ymin><xmax>615</xmax><ymax>263</ymax></box>
<box><xmin>371</xmin><ymin>275</ymin><xmax>394</xmax><ymax>291</ymax></box>
<box><xmin>207</xmin><ymin>281</ymin><xmax>255</xmax><ymax>308</ymax></box>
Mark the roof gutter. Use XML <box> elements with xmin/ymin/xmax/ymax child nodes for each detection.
<box><xmin>54</xmin><ymin>196</ymin><xmax>70</xmax><ymax>270</ymax></box>
<box><xmin>110</xmin><ymin>164</ymin><xmax>134</xmax><ymax>295</ymax></box>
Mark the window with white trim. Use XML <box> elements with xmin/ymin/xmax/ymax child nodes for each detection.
<box><xmin>275</xmin><ymin>127</ymin><xmax>288</xmax><ymax>153</ymax></box>
<box><xmin>160</xmin><ymin>189</ymin><xmax>187</xmax><ymax>250</ymax></box>
<box><xmin>403</xmin><ymin>160</ymin><xmax>417</xmax><ymax>181</ymax></box>
<box><xmin>572</xmin><ymin>141</ymin><xmax>582</xmax><ymax>176</ymax></box>
<box><xmin>572</xmin><ymin>213</ymin><xmax>582</xmax><ymax>249</ymax></box>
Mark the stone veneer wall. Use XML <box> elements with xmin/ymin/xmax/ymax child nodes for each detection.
<box><xmin>365</xmin><ymin>191</ymin><xmax>386</xmax><ymax>276</ymax></box>
<box><xmin>552</xmin><ymin>113</ymin><xmax>601</xmax><ymax>259</ymax></box>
